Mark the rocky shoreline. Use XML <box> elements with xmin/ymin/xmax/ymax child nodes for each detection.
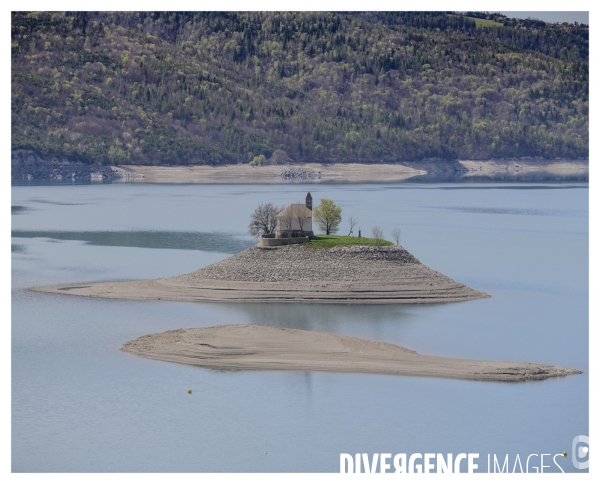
<box><xmin>12</xmin><ymin>150</ymin><xmax>588</xmax><ymax>182</ymax></box>
<box><xmin>11</xmin><ymin>150</ymin><xmax>118</xmax><ymax>181</ymax></box>
<box><xmin>175</xmin><ymin>245</ymin><xmax>421</xmax><ymax>284</ymax></box>
<box><xmin>34</xmin><ymin>244</ymin><xmax>489</xmax><ymax>304</ymax></box>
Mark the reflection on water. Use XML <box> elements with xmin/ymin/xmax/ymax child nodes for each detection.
<box><xmin>11</xmin><ymin>244</ymin><xmax>26</xmax><ymax>253</ymax></box>
<box><xmin>12</xmin><ymin>179</ymin><xmax>114</xmax><ymax>186</ymax></box>
<box><xmin>11</xmin><ymin>205</ymin><xmax>29</xmax><ymax>214</ymax></box>
<box><xmin>11</xmin><ymin>230</ymin><xmax>254</xmax><ymax>254</ymax></box>
<box><xmin>410</xmin><ymin>171</ymin><xmax>589</xmax><ymax>183</ymax></box>
<box><xmin>436</xmin><ymin>206</ymin><xmax>583</xmax><ymax>217</ymax></box>
<box><xmin>461</xmin><ymin>173</ymin><xmax>589</xmax><ymax>183</ymax></box>
<box><xmin>28</xmin><ymin>198</ymin><xmax>92</xmax><ymax>206</ymax></box>
<box><xmin>232</xmin><ymin>302</ymin><xmax>416</xmax><ymax>334</ymax></box>
<box><xmin>435</xmin><ymin>184</ymin><xmax>588</xmax><ymax>190</ymax></box>
<box><xmin>349</xmin><ymin>184</ymin><xmax>588</xmax><ymax>193</ymax></box>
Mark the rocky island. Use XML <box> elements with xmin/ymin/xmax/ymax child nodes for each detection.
<box><xmin>34</xmin><ymin>243</ymin><xmax>489</xmax><ymax>304</ymax></box>
<box><xmin>34</xmin><ymin>192</ymin><xmax>489</xmax><ymax>304</ymax></box>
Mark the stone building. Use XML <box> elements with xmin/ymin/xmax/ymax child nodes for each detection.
<box><xmin>275</xmin><ymin>192</ymin><xmax>314</xmax><ymax>238</ymax></box>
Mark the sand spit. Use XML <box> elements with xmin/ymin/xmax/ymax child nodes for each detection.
<box><xmin>34</xmin><ymin>245</ymin><xmax>489</xmax><ymax>304</ymax></box>
<box><xmin>111</xmin><ymin>162</ymin><xmax>425</xmax><ymax>184</ymax></box>
<box><xmin>121</xmin><ymin>325</ymin><xmax>581</xmax><ymax>382</ymax></box>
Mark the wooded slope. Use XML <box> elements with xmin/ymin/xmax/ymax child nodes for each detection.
<box><xmin>11</xmin><ymin>12</ymin><xmax>588</xmax><ymax>165</ymax></box>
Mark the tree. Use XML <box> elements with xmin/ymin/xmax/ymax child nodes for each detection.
<box><xmin>313</xmin><ymin>199</ymin><xmax>342</xmax><ymax>235</ymax></box>
<box><xmin>11</xmin><ymin>12</ymin><xmax>589</xmax><ymax>168</ymax></box>
<box><xmin>372</xmin><ymin>226</ymin><xmax>384</xmax><ymax>248</ymax></box>
<box><xmin>391</xmin><ymin>228</ymin><xmax>401</xmax><ymax>246</ymax></box>
<box><xmin>347</xmin><ymin>216</ymin><xmax>358</xmax><ymax>236</ymax></box>
<box><xmin>270</xmin><ymin>149</ymin><xmax>290</xmax><ymax>165</ymax></box>
<box><xmin>248</xmin><ymin>203</ymin><xmax>280</xmax><ymax>237</ymax></box>
<box><xmin>249</xmin><ymin>154</ymin><xmax>267</xmax><ymax>166</ymax></box>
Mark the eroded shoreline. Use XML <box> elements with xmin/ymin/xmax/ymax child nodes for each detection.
<box><xmin>113</xmin><ymin>160</ymin><xmax>588</xmax><ymax>183</ymax></box>
<box><xmin>121</xmin><ymin>324</ymin><xmax>581</xmax><ymax>382</ymax></box>
<box><xmin>12</xmin><ymin>157</ymin><xmax>587</xmax><ymax>183</ymax></box>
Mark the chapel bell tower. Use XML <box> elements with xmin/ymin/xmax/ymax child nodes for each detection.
<box><xmin>305</xmin><ymin>192</ymin><xmax>313</xmax><ymax>210</ymax></box>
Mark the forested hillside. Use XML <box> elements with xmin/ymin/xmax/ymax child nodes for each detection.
<box><xmin>11</xmin><ymin>11</ymin><xmax>588</xmax><ymax>166</ymax></box>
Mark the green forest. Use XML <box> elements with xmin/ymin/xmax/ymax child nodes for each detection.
<box><xmin>11</xmin><ymin>11</ymin><xmax>588</xmax><ymax>166</ymax></box>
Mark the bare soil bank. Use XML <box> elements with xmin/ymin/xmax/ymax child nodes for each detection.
<box><xmin>460</xmin><ymin>159</ymin><xmax>588</xmax><ymax>179</ymax></box>
<box><xmin>35</xmin><ymin>245</ymin><xmax>489</xmax><ymax>304</ymax></box>
<box><xmin>121</xmin><ymin>325</ymin><xmax>581</xmax><ymax>382</ymax></box>
<box><xmin>112</xmin><ymin>163</ymin><xmax>425</xmax><ymax>183</ymax></box>
<box><xmin>114</xmin><ymin>159</ymin><xmax>589</xmax><ymax>183</ymax></box>
<box><xmin>13</xmin><ymin>153</ymin><xmax>586</xmax><ymax>183</ymax></box>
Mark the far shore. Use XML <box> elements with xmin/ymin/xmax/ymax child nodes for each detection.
<box><xmin>121</xmin><ymin>324</ymin><xmax>582</xmax><ymax>382</ymax></box>
<box><xmin>460</xmin><ymin>159</ymin><xmax>588</xmax><ymax>179</ymax></box>
<box><xmin>110</xmin><ymin>159</ymin><xmax>587</xmax><ymax>184</ymax></box>
<box><xmin>12</xmin><ymin>154</ymin><xmax>588</xmax><ymax>183</ymax></box>
<box><xmin>112</xmin><ymin>162</ymin><xmax>425</xmax><ymax>184</ymax></box>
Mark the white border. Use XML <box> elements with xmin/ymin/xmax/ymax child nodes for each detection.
<box><xmin>4</xmin><ymin>2</ymin><xmax>595</xmax><ymax>482</ymax></box>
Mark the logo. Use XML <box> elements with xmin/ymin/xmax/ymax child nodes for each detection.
<box><xmin>572</xmin><ymin>435</ymin><xmax>589</xmax><ymax>470</ymax></box>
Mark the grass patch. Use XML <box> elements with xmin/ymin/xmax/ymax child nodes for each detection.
<box><xmin>473</xmin><ymin>18</ymin><xmax>503</xmax><ymax>28</ymax></box>
<box><xmin>303</xmin><ymin>235</ymin><xmax>393</xmax><ymax>249</ymax></box>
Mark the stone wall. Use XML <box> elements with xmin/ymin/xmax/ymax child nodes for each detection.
<box><xmin>258</xmin><ymin>235</ymin><xmax>309</xmax><ymax>247</ymax></box>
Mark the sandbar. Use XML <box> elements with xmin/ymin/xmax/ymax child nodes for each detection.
<box><xmin>121</xmin><ymin>324</ymin><xmax>581</xmax><ymax>382</ymax></box>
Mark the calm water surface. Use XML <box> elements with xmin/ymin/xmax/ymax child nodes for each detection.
<box><xmin>11</xmin><ymin>182</ymin><xmax>588</xmax><ymax>472</ymax></box>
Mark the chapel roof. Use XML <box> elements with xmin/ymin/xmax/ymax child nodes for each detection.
<box><xmin>277</xmin><ymin>204</ymin><xmax>313</xmax><ymax>218</ymax></box>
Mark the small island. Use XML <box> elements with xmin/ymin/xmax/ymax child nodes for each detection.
<box><xmin>121</xmin><ymin>325</ymin><xmax>581</xmax><ymax>382</ymax></box>
<box><xmin>34</xmin><ymin>192</ymin><xmax>489</xmax><ymax>304</ymax></box>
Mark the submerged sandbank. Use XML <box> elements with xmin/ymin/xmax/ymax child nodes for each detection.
<box><xmin>121</xmin><ymin>324</ymin><xmax>581</xmax><ymax>382</ymax></box>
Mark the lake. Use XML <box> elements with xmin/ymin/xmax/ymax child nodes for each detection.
<box><xmin>11</xmin><ymin>181</ymin><xmax>588</xmax><ymax>472</ymax></box>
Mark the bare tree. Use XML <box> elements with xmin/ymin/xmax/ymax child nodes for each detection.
<box><xmin>248</xmin><ymin>203</ymin><xmax>281</xmax><ymax>237</ymax></box>
<box><xmin>270</xmin><ymin>149</ymin><xmax>290</xmax><ymax>165</ymax></box>
<box><xmin>348</xmin><ymin>216</ymin><xmax>358</xmax><ymax>236</ymax></box>
<box><xmin>372</xmin><ymin>226</ymin><xmax>384</xmax><ymax>248</ymax></box>
<box><xmin>391</xmin><ymin>228</ymin><xmax>401</xmax><ymax>246</ymax></box>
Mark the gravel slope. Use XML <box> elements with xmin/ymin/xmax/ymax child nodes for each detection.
<box><xmin>34</xmin><ymin>245</ymin><xmax>489</xmax><ymax>304</ymax></box>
